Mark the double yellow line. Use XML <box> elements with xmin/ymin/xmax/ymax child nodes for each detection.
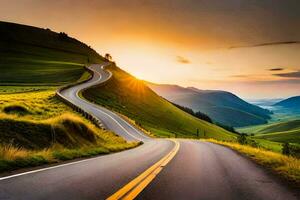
<box><xmin>107</xmin><ymin>140</ymin><xmax>180</xmax><ymax>200</ymax></box>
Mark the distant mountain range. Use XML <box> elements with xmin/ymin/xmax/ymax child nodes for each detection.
<box><xmin>147</xmin><ymin>83</ymin><xmax>272</xmax><ymax>127</ymax></box>
<box><xmin>274</xmin><ymin>96</ymin><xmax>300</xmax><ymax>109</ymax></box>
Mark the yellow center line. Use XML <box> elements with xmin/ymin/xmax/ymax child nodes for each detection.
<box><xmin>106</xmin><ymin>139</ymin><xmax>180</xmax><ymax>200</ymax></box>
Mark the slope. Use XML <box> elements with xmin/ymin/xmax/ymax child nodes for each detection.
<box><xmin>274</xmin><ymin>96</ymin><xmax>300</xmax><ymax>109</ymax></box>
<box><xmin>0</xmin><ymin>21</ymin><xmax>105</xmax><ymax>85</ymax></box>
<box><xmin>254</xmin><ymin>129</ymin><xmax>300</xmax><ymax>144</ymax></box>
<box><xmin>83</xmin><ymin>65</ymin><xmax>236</xmax><ymax>140</ymax></box>
<box><xmin>148</xmin><ymin>83</ymin><xmax>271</xmax><ymax>127</ymax></box>
<box><xmin>241</xmin><ymin>119</ymin><xmax>300</xmax><ymax>144</ymax></box>
<box><xmin>253</xmin><ymin>119</ymin><xmax>300</xmax><ymax>134</ymax></box>
<box><xmin>0</xmin><ymin>22</ymin><xmax>136</xmax><ymax>172</ymax></box>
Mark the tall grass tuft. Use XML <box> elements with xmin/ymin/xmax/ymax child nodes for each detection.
<box><xmin>0</xmin><ymin>144</ymin><xmax>29</xmax><ymax>160</ymax></box>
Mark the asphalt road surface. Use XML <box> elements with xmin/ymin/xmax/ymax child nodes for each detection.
<box><xmin>0</xmin><ymin>64</ymin><xmax>298</xmax><ymax>200</ymax></box>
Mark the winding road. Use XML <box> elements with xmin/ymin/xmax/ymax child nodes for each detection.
<box><xmin>0</xmin><ymin>64</ymin><xmax>298</xmax><ymax>200</ymax></box>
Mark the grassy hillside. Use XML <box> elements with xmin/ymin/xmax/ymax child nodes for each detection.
<box><xmin>253</xmin><ymin>119</ymin><xmax>300</xmax><ymax>134</ymax></box>
<box><xmin>147</xmin><ymin>83</ymin><xmax>271</xmax><ymax>127</ymax></box>
<box><xmin>0</xmin><ymin>21</ymin><xmax>138</xmax><ymax>172</ymax></box>
<box><xmin>0</xmin><ymin>87</ymin><xmax>136</xmax><ymax>149</ymax></box>
<box><xmin>0</xmin><ymin>86</ymin><xmax>138</xmax><ymax>172</ymax></box>
<box><xmin>246</xmin><ymin>120</ymin><xmax>300</xmax><ymax>144</ymax></box>
<box><xmin>0</xmin><ymin>21</ymin><xmax>105</xmax><ymax>85</ymax></box>
<box><xmin>254</xmin><ymin>129</ymin><xmax>300</xmax><ymax>144</ymax></box>
<box><xmin>83</xmin><ymin>65</ymin><xmax>236</xmax><ymax>140</ymax></box>
<box><xmin>237</xmin><ymin>119</ymin><xmax>300</xmax><ymax>152</ymax></box>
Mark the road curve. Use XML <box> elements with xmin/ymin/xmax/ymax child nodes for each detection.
<box><xmin>0</xmin><ymin>63</ymin><xmax>175</xmax><ymax>199</ymax></box>
<box><xmin>0</xmin><ymin>64</ymin><xmax>298</xmax><ymax>200</ymax></box>
<box><xmin>59</xmin><ymin>64</ymin><xmax>149</xmax><ymax>141</ymax></box>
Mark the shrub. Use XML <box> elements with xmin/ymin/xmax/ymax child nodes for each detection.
<box><xmin>290</xmin><ymin>144</ymin><xmax>300</xmax><ymax>158</ymax></box>
<box><xmin>237</xmin><ymin>134</ymin><xmax>247</xmax><ymax>144</ymax></box>
<box><xmin>282</xmin><ymin>143</ymin><xmax>290</xmax><ymax>156</ymax></box>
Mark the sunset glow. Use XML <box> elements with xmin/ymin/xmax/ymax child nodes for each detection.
<box><xmin>1</xmin><ymin>0</ymin><xmax>299</xmax><ymax>98</ymax></box>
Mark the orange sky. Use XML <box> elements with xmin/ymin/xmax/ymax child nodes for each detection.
<box><xmin>1</xmin><ymin>0</ymin><xmax>300</xmax><ymax>99</ymax></box>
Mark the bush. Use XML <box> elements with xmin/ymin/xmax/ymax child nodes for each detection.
<box><xmin>289</xmin><ymin>144</ymin><xmax>300</xmax><ymax>158</ymax></box>
<box><xmin>237</xmin><ymin>134</ymin><xmax>247</xmax><ymax>144</ymax></box>
<box><xmin>246</xmin><ymin>139</ymin><xmax>259</xmax><ymax>148</ymax></box>
<box><xmin>282</xmin><ymin>143</ymin><xmax>290</xmax><ymax>156</ymax></box>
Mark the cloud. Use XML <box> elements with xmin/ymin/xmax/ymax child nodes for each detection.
<box><xmin>274</xmin><ymin>71</ymin><xmax>300</xmax><ymax>78</ymax></box>
<box><xmin>230</xmin><ymin>75</ymin><xmax>249</xmax><ymax>78</ymax></box>
<box><xmin>229</xmin><ymin>41</ymin><xmax>300</xmax><ymax>49</ymax></box>
<box><xmin>176</xmin><ymin>56</ymin><xmax>190</xmax><ymax>64</ymax></box>
<box><xmin>269</xmin><ymin>67</ymin><xmax>284</xmax><ymax>71</ymax></box>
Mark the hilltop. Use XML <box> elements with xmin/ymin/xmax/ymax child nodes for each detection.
<box><xmin>0</xmin><ymin>21</ymin><xmax>105</xmax><ymax>85</ymax></box>
<box><xmin>147</xmin><ymin>83</ymin><xmax>271</xmax><ymax>127</ymax></box>
<box><xmin>274</xmin><ymin>96</ymin><xmax>300</xmax><ymax>109</ymax></box>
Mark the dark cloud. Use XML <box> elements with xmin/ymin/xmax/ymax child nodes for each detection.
<box><xmin>176</xmin><ymin>56</ymin><xmax>190</xmax><ymax>64</ymax></box>
<box><xmin>229</xmin><ymin>41</ymin><xmax>300</xmax><ymax>49</ymax></box>
<box><xmin>274</xmin><ymin>71</ymin><xmax>300</xmax><ymax>78</ymax></box>
<box><xmin>269</xmin><ymin>68</ymin><xmax>284</xmax><ymax>71</ymax></box>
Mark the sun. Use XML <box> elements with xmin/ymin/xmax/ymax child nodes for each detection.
<box><xmin>123</xmin><ymin>76</ymin><xmax>146</xmax><ymax>97</ymax></box>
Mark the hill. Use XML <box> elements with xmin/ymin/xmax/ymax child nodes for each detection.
<box><xmin>244</xmin><ymin>119</ymin><xmax>300</xmax><ymax>144</ymax></box>
<box><xmin>0</xmin><ymin>21</ymin><xmax>137</xmax><ymax>172</ymax></box>
<box><xmin>147</xmin><ymin>83</ymin><xmax>271</xmax><ymax>127</ymax></box>
<box><xmin>0</xmin><ymin>21</ymin><xmax>105</xmax><ymax>85</ymax></box>
<box><xmin>254</xmin><ymin>129</ymin><xmax>300</xmax><ymax>144</ymax></box>
<box><xmin>274</xmin><ymin>96</ymin><xmax>300</xmax><ymax>109</ymax></box>
<box><xmin>252</xmin><ymin>119</ymin><xmax>300</xmax><ymax>135</ymax></box>
<box><xmin>82</xmin><ymin>64</ymin><xmax>236</xmax><ymax>140</ymax></box>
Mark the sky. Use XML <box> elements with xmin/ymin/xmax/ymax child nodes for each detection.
<box><xmin>0</xmin><ymin>0</ymin><xmax>300</xmax><ymax>99</ymax></box>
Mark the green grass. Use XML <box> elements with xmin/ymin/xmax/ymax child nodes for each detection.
<box><xmin>0</xmin><ymin>21</ymin><xmax>105</xmax><ymax>85</ymax></box>
<box><xmin>254</xmin><ymin>129</ymin><xmax>300</xmax><ymax>144</ymax></box>
<box><xmin>254</xmin><ymin>119</ymin><xmax>300</xmax><ymax>134</ymax></box>
<box><xmin>0</xmin><ymin>57</ymin><xmax>85</xmax><ymax>85</ymax></box>
<box><xmin>0</xmin><ymin>86</ymin><xmax>139</xmax><ymax>172</ymax></box>
<box><xmin>0</xmin><ymin>142</ymin><xmax>138</xmax><ymax>172</ymax></box>
<box><xmin>251</xmin><ymin>138</ymin><xmax>283</xmax><ymax>153</ymax></box>
<box><xmin>0</xmin><ymin>21</ymin><xmax>139</xmax><ymax>173</ymax></box>
<box><xmin>238</xmin><ymin>119</ymin><xmax>300</xmax><ymax>134</ymax></box>
<box><xmin>0</xmin><ymin>88</ymin><xmax>72</xmax><ymax>120</ymax></box>
<box><xmin>238</xmin><ymin>119</ymin><xmax>300</xmax><ymax>144</ymax></box>
<box><xmin>83</xmin><ymin>65</ymin><xmax>236</xmax><ymax>140</ymax></box>
<box><xmin>0</xmin><ymin>86</ymin><xmax>55</xmax><ymax>94</ymax></box>
<box><xmin>207</xmin><ymin>139</ymin><xmax>300</xmax><ymax>187</ymax></box>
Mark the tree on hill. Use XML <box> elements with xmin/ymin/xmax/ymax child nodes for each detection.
<box><xmin>58</xmin><ymin>32</ymin><xmax>69</xmax><ymax>40</ymax></box>
<box><xmin>105</xmin><ymin>53</ymin><xmax>112</xmax><ymax>61</ymax></box>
